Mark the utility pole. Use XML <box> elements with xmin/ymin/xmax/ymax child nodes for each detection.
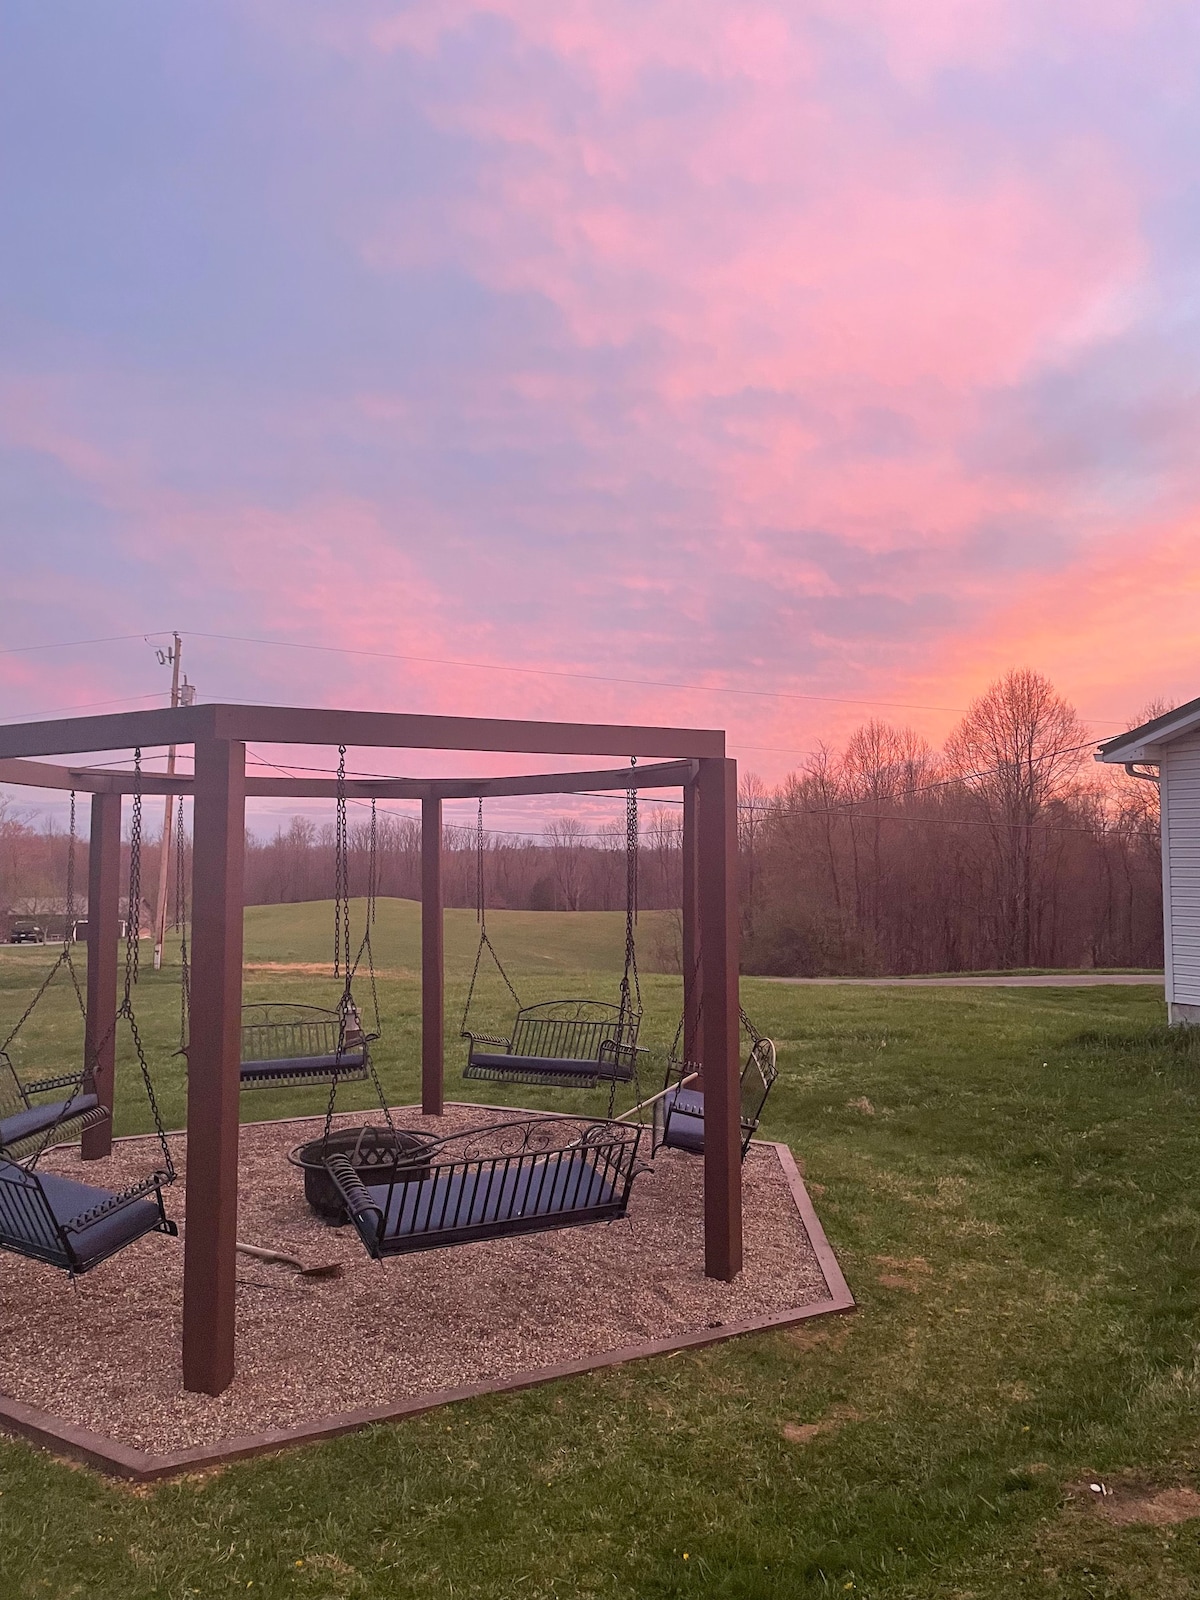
<box><xmin>150</xmin><ymin>633</ymin><xmax>193</xmax><ymax>971</ymax></box>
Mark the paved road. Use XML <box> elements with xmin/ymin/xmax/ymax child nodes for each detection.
<box><xmin>762</xmin><ymin>973</ymin><xmax>1165</xmax><ymax>988</ymax></box>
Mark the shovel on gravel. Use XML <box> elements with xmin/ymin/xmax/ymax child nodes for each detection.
<box><xmin>235</xmin><ymin>1241</ymin><xmax>344</xmax><ymax>1279</ymax></box>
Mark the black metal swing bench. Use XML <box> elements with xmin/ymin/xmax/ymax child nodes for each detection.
<box><xmin>463</xmin><ymin>999</ymin><xmax>643</xmax><ymax>1090</ymax></box>
<box><xmin>325</xmin><ymin>1115</ymin><xmax>644</xmax><ymax>1259</ymax></box>
<box><xmin>0</xmin><ymin>1050</ymin><xmax>108</xmax><ymax>1162</ymax></box>
<box><xmin>653</xmin><ymin>1037</ymin><xmax>779</xmax><ymax>1160</ymax></box>
<box><xmin>0</xmin><ymin>1160</ymin><xmax>176</xmax><ymax>1274</ymax></box>
<box><xmin>238</xmin><ymin>1003</ymin><xmax>371</xmax><ymax>1090</ymax></box>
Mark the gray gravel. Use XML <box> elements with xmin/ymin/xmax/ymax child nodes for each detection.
<box><xmin>0</xmin><ymin>1106</ymin><xmax>830</xmax><ymax>1454</ymax></box>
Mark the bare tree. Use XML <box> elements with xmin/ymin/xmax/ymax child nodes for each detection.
<box><xmin>737</xmin><ymin>772</ymin><xmax>768</xmax><ymax>938</ymax></box>
<box><xmin>944</xmin><ymin>669</ymin><xmax>1089</xmax><ymax>965</ymax></box>
<box><xmin>545</xmin><ymin>816</ymin><xmax>586</xmax><ymax>910</ymax></box>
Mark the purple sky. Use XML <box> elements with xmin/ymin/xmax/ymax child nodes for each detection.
<box><xmin>2</xmin><ymin>1</ymin><xmax>1198</xmax><ymax>834</ymax></box>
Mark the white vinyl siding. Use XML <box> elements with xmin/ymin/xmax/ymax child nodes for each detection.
<box><xmin>1163</xmin><ymin>733</ymin><xmax>1200</xmax><ymax>1006</ymax></box>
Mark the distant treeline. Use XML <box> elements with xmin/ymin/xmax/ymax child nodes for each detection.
<box><xmin>0</xmin><ymin>671</ymin><xmax>1165</xmax><ymax>975</ymax></box>
<box><xmin>738</xmin><ymin>671</ymin><xmax>1163</xmax><ymax>975</ymax></box>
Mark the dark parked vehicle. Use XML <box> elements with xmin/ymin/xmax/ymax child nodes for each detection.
<box><xmin>8</xmin><ymin>921</ymin><xmax>46</xmax><ymax>945</ymax></box>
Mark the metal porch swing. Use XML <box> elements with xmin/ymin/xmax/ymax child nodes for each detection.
<box><xmin>235</xmin><ymin>749</ymin><xmax>377</xmax><ymax>1091</ymax></box>
<box><xmin>326</xmin><ymin>1113</ymin><xmax>645</xmax><ymax>1260</ymax></box>
<box><xmin>651</xmin><ymin>991</ymin><xmax>779</xmax><ymax>1161</ymax></box>
<box><xmin>0</xmin><ymin>793</ymin><xmax>109</xmax><ymax>1162</ymax></box>
<box><xmin>0</xmin><ymin>753</ymin><xmax>177</xmax><ymax>1273</ymax></box>
<box><xmin>460</xmin><ymin>778</ymin><xmax>643</xmax><ymax>1099</ymax></box>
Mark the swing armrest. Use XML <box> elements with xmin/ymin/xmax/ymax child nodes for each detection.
<box><xmin>598</xmin><ymin>1040</ymin><xmax>647</xmax><ymax>1073</ymax></box>
<box><xmin>325</xmin><ymin>1156</ymin><xmax>385</xmax><ymax>1254</ymax></box>
<box><xmin>599</xmin><ymin>1040</ymin><xmax>648</xmax><ymax>1060</ymax></box>
<box><xmin>61</xmin><ymin>1171</ymin><xmax>171</xmax><ymax>1235</ymax></box>
<box><xmin>465</xmin><ymin>1032</ymin><xmax>512</xmax><ymax>1052</ymax></box>
<box><xmin>324</xmin><ymin>1155</ymin><xmax>381</xmax><ymax>1219</ymax></box>
<box><xmin>25</xmin><ymin>1072</ymin><xmax>87</xmax><ymax>1097</ymax></box>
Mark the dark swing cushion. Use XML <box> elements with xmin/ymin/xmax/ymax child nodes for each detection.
<box><xmin>240</xmin><ymin>1051</ymin><xmax>365</xmax><ymax>1081</ymax></box>
<box><xmin>469</xmin><ymin>1053</ymin><xmax>601</xmax><ymax>1078</ymax></box>
<box><xmin>33</xmin><ymin>1169</ymin><xmax>164</xmax><ymax>1268</ymax></box>
<box><xmin>0</xmin><ymin>1094</ymin><xmax>99</xmax><ymax>1150</ymax></box>
<box><xmin>660</xmin><ymin>1087</ymin><xmax>706</xmax><ymax>1152</ymax></box>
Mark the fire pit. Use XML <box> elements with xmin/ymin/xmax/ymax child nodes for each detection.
<box><xmin>287</xmin><ymin>1124</ymin><xmax>436</xmax><ymax>1222</ymax></box>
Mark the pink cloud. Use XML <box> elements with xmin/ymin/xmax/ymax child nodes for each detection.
<box><xmin>4</xmin><ymin>0</ymin><xmax>1192</xmax><ymax>796</ymax></box>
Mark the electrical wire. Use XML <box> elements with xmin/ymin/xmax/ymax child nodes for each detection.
<box><xmin>0</xmin><ymin>632</ymin><xmax>172</xmax><ymax>656</ymax></box>
<box><xmin>182</xmin><ymin>628</ymin><xmax>978</xmax><ymax>715</ymax></box>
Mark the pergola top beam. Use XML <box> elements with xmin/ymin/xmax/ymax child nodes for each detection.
<box><xmin>0</xmin><ymin>757</ymin><xmax>82</xmax><ymax>792</ymax></box>
<box><xmin>0</xmin><ymin>757</ymin><xmax>698</xmax><ymax>801</ymax></box>
<box><xmin>0</xmin><ymin>704</ymin><xmax>724</xmax><ymax>762</ymax></box>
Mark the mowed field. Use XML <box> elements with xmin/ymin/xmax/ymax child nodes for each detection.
<box><xmin>1</xmin><ymin>903</ymin><xmax>1199</xmax><ymax>1597</ymax></box>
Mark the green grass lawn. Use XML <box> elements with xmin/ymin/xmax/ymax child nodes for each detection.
<box><xmin>2</xmin><ymin>908</ymin><xmax>1199</xmax><ymax>1597</ymax></box>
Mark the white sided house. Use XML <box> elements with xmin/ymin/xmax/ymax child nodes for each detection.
<box><xmin>1098</xmin><ymin>697</ymin><xmax>1200</xmax><ymax>1025</ymax></box>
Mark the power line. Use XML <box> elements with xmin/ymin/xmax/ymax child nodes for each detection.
<box><xmin>240</xmin><ymin>739</ymin><xmax>1114</xmax><ymax>843</ymax></box>
<box><xmin>0</xmin><ymin>691</ymin><xmax>175</xmax><ymax>723</ymax></box>
<box><xmin>185</xmin><ymin>628</ymin><xmax>980</xmax><ymax>716</ymax></box>
<box><xmin>0</xmin><ymin>632</ymin><xmax>172</xmax><ymax>656</ymax></box>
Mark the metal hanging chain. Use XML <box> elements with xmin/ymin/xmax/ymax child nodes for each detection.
<box><xmin>333</xmin><ymin>745</ymin><xmax>350</xmax><ymax>979</ymax></box>
<box><xmin>117</xmin><ymin>749</ymin><xmax>174</xmax><ymax>1180</ymax></box>
<box><xmin>27</xmin><ymin>757</ymin><xmax>175</xmax><ymax>1178</ymax></box>
<box><xmin>476</xmin><ymin>797</ymin><xmax>486</xmax><ymax>938</ymax></box>
<box><xmin>345</xmin><ymin>798</ymin><xmax>381</xmax><ymax>1040</ymax></box>
<box><xmin>618</xmin><ymin>759</ymin><xmax>641</xmax><ymax>1022</ymax></box>
<box><xmin>322</xmin><ymin>772</ymin><xmax>396</xmax><ymax>1153</ymax></box>
<box><xmin>459</xmin><ymin>798</ymin><xmax>522</xmax><ymax>1035</ymax></box>
<box><xmin>739</xmin><ymin>1003</ymin><xmax>765</xmax><ymax>1045</ymax></box>
<box><xmin>20</xmin><ymin>792</ymin><xmax>107</xmax><ymax>1168</ymax></box>
<box><xmin>175</xmin><ymin>795</ymin><xmax>190</xmax><ymax>1054</ymax></box>
<box><xmin>61</xmin><ymin>790</ymin><xmax>88</xmax><ymax>1021</ymax></box>
<box><xmin>124</xmin><ymin>753</ymin><xmax>143</xmax><ymax>1002</ymax></box>
<box><xmin>320</xmin><ymin>1035</ymin><xmax>398</xmax><ymax>1151</ymax></box>
<box><xmin>322</xmin><ymin>807</ymin><xmax>396</xmax><ymax>1156</ymax></box>
<box><xmin>0</xmin><ymin>793</ymin><xmax>88</xmax><ymax>1060</ymax></box>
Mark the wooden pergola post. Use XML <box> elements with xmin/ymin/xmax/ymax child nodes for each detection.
<box><xmin>81</xmin><ymin>790</ymin><xmax>121</xmax><ymax>1161</ymax></box>
<box><xmin>681</xmin><ymin>777</ymin><xmax>700</xmax><ymax>1066</ymax></box>
<box><xmin>698</xmin><ymin>756</ymin><xmax>742</xmax><ymax>1281</ymax></box>
<box><xmin>421</xmin><ymin>795</ymin><xmax>444</xmax><ymax>1117</ymax></box>
<box><xmin>183</xmin><ymin>738</ymin><xmax>245</xmax><ymax>1397</ymax></box>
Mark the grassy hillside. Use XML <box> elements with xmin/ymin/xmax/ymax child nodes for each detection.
<box><xmin>243</xmin><ymin>896</ymin><xmax>675</xmax><ymax>976</ymax></box>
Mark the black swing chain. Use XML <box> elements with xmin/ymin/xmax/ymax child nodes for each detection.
<box><xmin>124</xmin><ymin>756</ymin><xmax>142</xmax><ymax>1001</ymax></box>
<box><xmin>119</xmin><ymin>749</ymin><xmax>175</xmax><ymax>1180</ymax></box>
<box><xmin>364</xmin><ymin>798</ymin><xmax>381</xmax><ymax>1033</ymax></box>
<box><xmin>333</xmin><ymin>745</ymin><xmax>349</xmax><ymax>979</ymax></box>
<box><xmin>459</xmin><ymin>798</ymin><xmax>522</xmax><ymax>1037</ymax></box>
<box><xmin>0</xmin><ymin>794</ymin><xmax>88</xmax><ymax>1062</ymax></box>
<box><xmin>175</xmin><ymin>794</ymin><xmax>190</xmax><ymax>1054</ymax></box>
<box><xmin>322</xmin><ymin>761</ymin><xmax>396</xmax><ymax>1152</ymax></box>
<box><xmin>344</xmin><ymin>797</ymin><xmax>381</xmax><ymax>1040</ymax></box>
<box><xmin>618</xmin><ymin>758</ymin><xmax>641</xmax><ymax>1021</ymax></box>
<box><xmin>62</xmin><ymin>791</ymin><xmax>88</xmax><ymax>1020</ymax></box>
<box><xmin>24</xmin><ymin>755</ymin><xmax>175</xmax><ymax>1179</ymax></box>
<box><xmin>20</xmin><ymin>794</ymin><xmax>94</xmax><ymax>1167</ymax></box>
<box><xmin>65</xmin><ymin>790</ymin><xmax>76</xmax><ymax>935</ymax></box>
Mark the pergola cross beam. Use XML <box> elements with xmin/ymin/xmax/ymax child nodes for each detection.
<box><xmin>1</xmin><ymin>756</ymin><xmax>699</xmax><ymax>801</ymax></box>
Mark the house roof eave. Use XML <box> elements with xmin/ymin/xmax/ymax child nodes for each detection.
<box><xmin>1095</xmin><ymin>693</ymin><xmax>1200</xmax><ymax>765</ymax></box>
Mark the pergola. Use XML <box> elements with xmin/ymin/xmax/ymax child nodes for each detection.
<box><xmin>0</xmin><ymin>705</ymin><xmax>743</xmax><ymax>1397</ymax></box>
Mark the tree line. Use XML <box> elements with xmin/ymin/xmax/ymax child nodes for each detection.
<box><xmin>0</xmin><ymin>671</ymin><xmax>1165</xmax><ymax>974</ymax></box>
<box><xmin>739</xmin><ymin>671</ymin><xmax>1162</xmax><ymax>974</ymax></box>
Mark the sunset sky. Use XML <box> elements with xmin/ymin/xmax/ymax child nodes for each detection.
<box><xmin>2</xmin><ymin>1</ymin><xmax>1197</xmax><ymax>830</ymax></box>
